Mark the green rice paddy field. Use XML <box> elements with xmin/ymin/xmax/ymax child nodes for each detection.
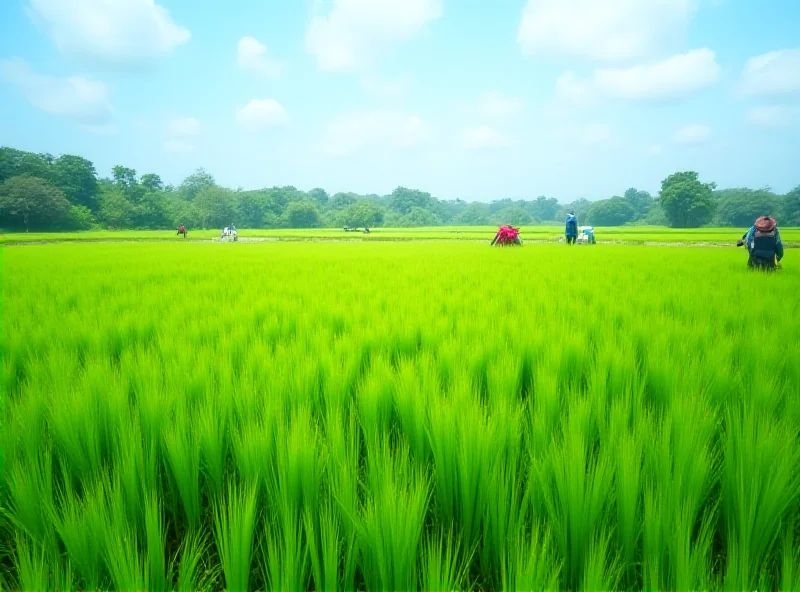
<box><xmin>3</xmin><ymin>225</ymin><xmax>800</xmax><ymax>245</ymax></box>
<box><xmin>2</xmin><ymin>240</ymin><xmax>800</xmax><ymax>591</ymax></box>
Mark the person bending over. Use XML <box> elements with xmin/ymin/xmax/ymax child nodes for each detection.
<box><xmin>737</xmin><ymin>215</ymin><xmax>783</xmax><ymax>270</ymax></box>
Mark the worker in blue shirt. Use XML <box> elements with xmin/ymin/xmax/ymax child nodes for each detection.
<box><xmin>737</xmin><ymin>215</ymin><xmax>783</xmax><ymax>270</ymax></box>
<box><xmin>565</xmin><ymin>212</ymin><xmax>578</xmax><ymax>245</ymax></box>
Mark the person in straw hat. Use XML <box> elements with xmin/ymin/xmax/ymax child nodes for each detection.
<box><xmin>737</xmin><ymin>215</ymin><xmax>784</xmax><ymax>270</ymax></box>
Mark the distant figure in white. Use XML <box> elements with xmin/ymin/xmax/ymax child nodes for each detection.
<box><xmin>221</xmin><ymin>224</ymin><xmax>238</xmax><ymax>242</ymax></box>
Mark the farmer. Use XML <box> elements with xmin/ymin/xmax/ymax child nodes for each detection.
<box><xmin>491</xmin><ymin>225</ymin><xmax>521</xmax><ymax>246</ymax></box>
<box><xmin>565</xmin><ymin>212</ymin><xmax>578</xmax><ymax>245</ymax></box>
<box><xmin>737</xmin><ymin>215</ymin><xmax>784</xmax><ymax>270</ymax></box>
<box><xmin>177</xmin><ymin>225</ymin><xmax>187</xmax><ymax>238</ymax></box>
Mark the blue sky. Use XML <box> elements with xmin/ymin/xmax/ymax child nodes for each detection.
<box><xmin>1</xmin><ymin>0</ymin><xmax>799</xmax><ymax>202</ymax></box>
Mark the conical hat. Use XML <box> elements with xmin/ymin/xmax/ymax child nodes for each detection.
<box><xmin>754</xmin><ymin>216</ymin><xmax>776</xmax><ymax>232</ymax></box>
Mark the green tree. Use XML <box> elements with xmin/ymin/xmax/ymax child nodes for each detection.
<box><xmin>140</xmin><ymin>173</ymin><xmax>164</xmax><ymax>192</ymax></box>
<box><xmin>390</xmin><ymin>187</ymin><xmax>435</xmax><ymax>215</ymax></box>
<box><xmin>0</xmin><ymin>175</ymin><xmax>71</xmax><ymax>231</ymax></box>
<box><xmin>342</xmin><ymin>201</ymin><xmax>384</xmax><ymax>227</ymax></box>
<box><xmin>99</xmin><ymin>187</ymin><xmax>135</xmax><ymax>229</ymax></box>
<box><xmin>111</xmin><ymin>165</ymin><xmax>146</xmax><ymax>204</ymax></box>
<box><xmin>782</xmin><ymin>185</ymin><xmax>800</xmax><ymax>226</ymax></box>
<box><xmin>180</xmin><ymin>168</ymin><xmax>216</xmax><ymax>201</ymax></box>
<box><xmin>531</xmin><ymin>196</ymin><xmax>560</xmax><ymax>221</ymax></box>
<box><xmin>488</xmin><ymin>198</ymin><xmax>514</xmax><ymax>214</ymax></box>
<box><xmin>53</xmin><ymin>154</ymin><xmax>99</xmax><ymax>211</ymax></box>
<box><xmin>330</xmin><ymin>192</ymin><xmax>359</xmax><ymax>210</ymax></box>
<box><xmin>112</xmin><ymin>165</ymin><xmax>137</xmax><ymax>188</ymax></box>
<box><xmin>713</xmin><ymin>188</ymin><xmax>780</xmax><ymax>227</ymax></box>
<box><xmin>284</xmin><ymin>201</ymin><xmax>321</xmax><ymax>228</ymax></box>
<box><xmin>235</xmin><ymin>191</ymin><xmax>267</xmax><ymax>228</ymax></box>
<box><xmin>560</xmin><ymin>198</ymin><xmax>592</xmax><ymax>222</ymax></box>
<box><xmin>623</xmin><ymin>188</ymin><xmax>653</xmax><ymax>220</ymax></box>
<box><xmin>0</xmin><ymin>148</ymin><xmax>54</xmax><ymax>183</ymax></box>
<box><xmin>659</xmin><ymin>171</ymin><xmax>716</xmax><ymax>228</ymax></box>
<box><xmin>644</xmin><ymin>200</ymin><xmax>669</xmax><ymax>226</ymax></box>
<box><xmin>399</xmin><ymin>206</ymin><xmax>440</xmax><ymax>227</ymax></box>
<box><xmin>260</xmin><ymin>186</ymin><xmax>306</xmax><ymax>219</ymax></box>
<box><xmin>135</xmin><ymin>191</ymin><xmax>170</xmax><ymax>228</ymax></box>
<box><xmin>434</xmin><ymin>199</ymin><xmax>467</xmax><ymax>224</ymax></box>
<box><xmin>165</xmin><ymin>195</ymin><xmax>202</xmax><ymax>228</ymax></box>
<box><xmin>587</xmin><ymin>197</ymin><xmax>635</xmax><ymax>226</ymax></box>
<box><xmin>457</xmin><ymin>202</ymin><xmax>491</xmax><ymax>225</ymax></box>
<box><xmin>490</xmin><ymin>206</ymin><xmax>532</xmax><ymax>226</ymax></box>
<box><xmin>65</xmin><ymin>205</ymin><xmax>95</xmax><ymax>230</ymax></box>
<box><xmin>308</xmin><ymin>188</ymin><xmax>329</xmax><ymax>206</ymax></box>
<box><xmin>195</xmin><ymin>187</ymin><xmax>235</xmax><ymax>229</ymax></box>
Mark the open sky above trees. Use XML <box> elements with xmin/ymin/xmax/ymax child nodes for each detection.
<box><xmin>1</xmin><ymin>0</ymin><xmax>799</xmax><ymax>201</ymax></box>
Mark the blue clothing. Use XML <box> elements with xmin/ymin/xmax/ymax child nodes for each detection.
<box><xmin>565</xmin><ymin>215</ymin><xmax>578</xmax><ymax>237</ymax></box>
<box><xmin>744</xmin><ymin>225</ymin><xmax>783</xmax><ymax>261</ymax></box>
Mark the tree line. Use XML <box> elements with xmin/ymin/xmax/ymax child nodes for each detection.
<box><xmin>1</xmin><ymin>146</ymin><xmax>798</xmax><ymax>232</ymax></box>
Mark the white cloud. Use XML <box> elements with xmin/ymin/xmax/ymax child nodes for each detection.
<box><xmin>306</xmin><ymin>0</ymin><xmax>442</xmax><ymax>72</ymax></box>
<box><xmin>518</xmin><ymin>0</ymin><xmax>695</xmax><ymax>62</ymax></box>
<box><xmin>674</xmin><ymin>124</ymin><xmax>710</xmax><ymax>143</ymax></box>
<box><xmin>236</xmin><ymin>99</ymin><xmax>290</xmax><ymax>130</ymax></box>
<box><xmin>474</xmin><ymin>91</ymin><xmax>524</xmax><ymax>120</ymax></box>
<box><xmin>461</xmin><ymin>126</ymin><xmax>512</xmax><ymax>149</ymax></box>
<box><xmin>322</xmin><ymin>110</ymin><xmax>432</xmax><ymax>156</ymax></box>
<box><xmin>555</xmin><ymin>72</ymin><xmax>594</xmax><ymax>106</ymax></box>
<box><xmin>27</xmin><ymin>0</ymin><xmax>190</xmax><ymax>66</ymax></box>
<box><xmin>596</xmin><ymin>49</ymin><xmax>720</xmax><ymax>99</ymax></box>
<box><xmin>167</xmin><ymin>116</ymin><xmax>201</xmax><ymax>138</ymax></box>
<box><xmin>237</xmin><ymin>36</ymin><xmax>283</xmax><ymax>78</ymax></box>
<box><xmin>163</xmin><ymin>140</ymin><xmax>196</xmax><ymax>153</ymax></box>
<box><xmin>0</xmin><ymin>58</ymin><xmax>112</xmax><ymax>123</ymax></box>
<box><xmin>582</xmin><ymin>123</ymin><xmax>613</xmax><ymax>144</ymax></box>
<box><xmin>557</xmin><ymin>49</ymin><xmax>720</xmax><ymax>104</ymax></box>
<box><xmin>746</xmin><ymin>105</ymin><xmax>800</xmax><ymax>128</ymax></box>
<box><xmin>739</xmin><ymin>49</ymin><xmax>800</xmax><ymax>98</ymax></box>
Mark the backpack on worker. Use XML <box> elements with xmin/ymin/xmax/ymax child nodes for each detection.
<box><xmin>748</xmin><ymin>216</ymin><xmax>778</xmax><ymax>269</ymax></box>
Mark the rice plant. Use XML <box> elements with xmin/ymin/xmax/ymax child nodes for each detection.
<box><xmin>2</xmin><ymin>240</ymin><xmax>799</xmax><ymax>590</ymax></box>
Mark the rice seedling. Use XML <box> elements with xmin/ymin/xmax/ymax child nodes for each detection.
<box><xmin>213</xmin><ymin>482</ymin><xmax>259</xmax><ymax>592</ymax></box>
<box><xmin>358</xmin><ymin>438</ymin><xmax>430</xmax><ymax>592</ymax></box>
<box><xmin>163</xmin><ymin>405</ymin><xmax>203</xmax><ymax>531</ymax></box>
<box><xmin>12</xmin><ymin>534</ymin><xmax>50</xmax><ymax>592</ymax></box>
<box><xmin>260</xmin><ymin>489</ymin><xmax>310</xmax><ymax>592</ymax></box>
<box><xmin>2</xmin><ymin>240</ymin><xmax>799</xmax><ymax>591</ymax></box>
<box><xmin>176</xmin><ymin>527</ymin><xmax>215</xmax><ymax>592</ymax></box>
<box><xmin>499</xmin><ymin>522</ymin><xmax>560</xmax><ymax>592</ymax></box>
<box><xmin>144</xmin><ymin>492</ymin><xmax>171</xmax><ymax>592</ymax></box>
<box><xmin>421</xmin><ymin>527</ymin><xmax>472</xmax><ymax>592</ymax></box>
<box><xmin>722</xmin><ymin>405</ymin><xmax>800</xmax><ymax>591</ymax></box>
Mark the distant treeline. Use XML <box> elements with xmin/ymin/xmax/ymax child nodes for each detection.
<box><xmin>1</xmin><ymin>146</ymin><xmax>798</xmax><ymax>232</ymax></box>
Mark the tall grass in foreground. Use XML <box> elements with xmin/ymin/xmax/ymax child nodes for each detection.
<box><xmin>2</xmin><ymin>241</ymin><xmax>800</xmax><ymax>590</ymax></box>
